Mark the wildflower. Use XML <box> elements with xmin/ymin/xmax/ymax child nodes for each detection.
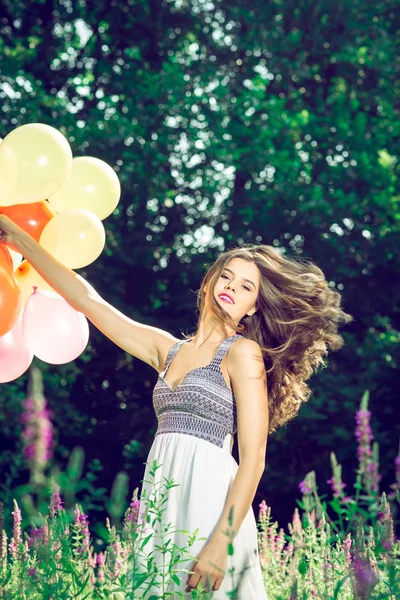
<box><xmin>28</xmin><ymin>527</ymin><xmax>43</xmax><ymax>549</ymax></box>
<box><xmin>28</xmin><ymin>567</ymin><xmax>37</xmax><ymax>577</ymax></box>
<box><xmin>1</xmin><ymin>530</ymin><xmax>7</xmax><ymax>559</ymax></box>
<box><xmin>21</xmin><ymin>368</ymin><xmax>53</xmax><ymax>485</ymax></box>
<box><xmin>326</xmin><ymin>475</ymin><xmax>346</xmax><ymax>498</ymax></box>
<box><xmin>97</xmin><ymin>551</ymin><xmax>106</xmax><ymax>584</ymax></box>
<box><xmin>342</xmin><ymin>535</ymin><xmax>352</xmax><ymax>562</ymax></box>
<box><xmin>74</xmin><ymin>505</ymin><xmax>90</xmax><ymax>554</ymax></box>
<box><xmin>258</xmin><ymin>500</ymin><xmax>268</xmax><ymax>526</ymax></box>
<box><xmin>87</xmin><ymin>547</ymin><xmax>97</xmax><ymax>568</ymax></box>
<box><xmin>355</xmin><ymin>409</ymin><xmax>373</xmax><ymax>461</ymax></box>
<box><xmin>42</xmin><ymin>521</ymin><xmax>49</xmax><ymax>546</ymax></box>
<box><xmin>355</xmin><ymin>402</ymin><xmax>383</xmax><ymax>494</ymax></box>
<box><xmin>298</xmin><ymin>479</ymin><xmax>313</xmax><ymax>495</ymax></box>
<box><xmin>292</xmin><ymin>508</ymin><xmax>302</xmax><ymax>537</ymax></box>
<box><xmin>9</xmin><ymin>500</ymin><xmax>22</xmax><ymax>558</ymax></box>
<box><xmin>352</xmin><ymin>553</ymin><xmax>378</xmax><ymax>596</ymax></box>
<box><xmin>49</xmin><ymin>485</ymin><xmax>63</xmax><ymax>518</ymax></box>
<box><xmin>127</xmin><ymin>498</ymin><xmax>140</xmax><ymax>523</ymax></box>
<box><xmin>388</xmin><ymin>454</ymin><xmax>400</xmax><ymax>500</ymax></box>
<box><xmin>377</xmin><ymin>493</ymin><xmax>395</xmax><ymax>551</ymax></box>
<box><xmin>0</xmin><ymin>502</ymin><xmax>3</xmax><ymax>560</ymax></box>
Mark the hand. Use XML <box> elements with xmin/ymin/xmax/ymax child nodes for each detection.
<box><xmin>185</xmin><ymin>538</ymin><xmax>229</xmax><ymax>594</ymax></box>
<box><xmin>0</xmin><ymin>214</ymin><xmax>23</xmax><ymax>249</ymax></box>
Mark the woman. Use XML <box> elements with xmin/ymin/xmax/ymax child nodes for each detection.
<box><xmin>0</xmin><ymin>214</ymin><xmax>352</xmax><ymax>598</ymax></box>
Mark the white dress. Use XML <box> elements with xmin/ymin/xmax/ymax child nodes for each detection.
<box><xmin>134</xmin><ymin>335</ymin><xmax>268</xmax><ymax>599</ymax></box>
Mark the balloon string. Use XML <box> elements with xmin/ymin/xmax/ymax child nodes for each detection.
<box><xmin>32</xmin><ymin>286</ymin><xmax>38</xmax><ymax>293</ymax></box>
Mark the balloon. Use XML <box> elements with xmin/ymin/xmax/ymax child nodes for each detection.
<box><xmin>0</xmin><ymin>258</ymin><xmax>22</xmax><ymax>336</ymax></box>
<box><xmin>48</xmin><ymin>156</ymin><xmax>121</xmax><ymax>220</ymax></box>
<box><xmin>0</xmin><ymin>200</ymin><xmax>56</xmax><ymax>241</ymax></box>
<box><xmin>0</xmin><ymin>123</ymin><xmax>72</xmax><ymax>206</ymax></box>
<box><xmin>39</xmin><ymin>208</ymin><xmax>105</xmax><ymax>269</ymax></box>
<box><xmin>0</xmin><ymin>316</ymin><xmax>34</xmax><ymax>383</ymax></box>
<box><xmin>0</xmin><ymin>140</ymin><xmax>17</xmax><ymax>201</ymax></box>
<box><xmin>22</xmin><ymin>290</ymin><xmax>89</xmax><ymax>364</ymax></box>
<box><xmin>9</xmin><ymin>249</ymin><xmax>23</xmax><ymax>270</ymax></box>
<box><xmin>15</xmin><ymin>260</ymin><xmax>56</xmax><ymax>305</ymax></box>
<box><xmin>0</xmin><ymin>245</ymin><xmax>13</xmax><ymax>271</ymax></box>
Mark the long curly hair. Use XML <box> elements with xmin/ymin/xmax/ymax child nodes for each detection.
<box><xmin>190</xmin><ymin>244</ymin><xmax>353</xmax><ymax>435</ymax></box>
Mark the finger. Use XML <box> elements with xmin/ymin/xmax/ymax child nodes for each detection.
<box><xmin>212</xmin><ymin>577</ymin><xmax>221</xmax><ymax>591</ymax></box>
<box><xmin>185</xmin><ymin>573</ymin><xmax>200</xmax><ymax>592</ymax></box>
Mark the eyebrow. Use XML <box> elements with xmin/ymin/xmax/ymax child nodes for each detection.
<box><xmin>222</xmin><ymin>268</ymin><xmax>256</xmax><ymax>289</ymax></box>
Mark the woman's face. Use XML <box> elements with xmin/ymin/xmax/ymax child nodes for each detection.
<box><xmin>208</xmin><ymin>257</ymin><xmax>260</xmax><ymax>323</ymax></box>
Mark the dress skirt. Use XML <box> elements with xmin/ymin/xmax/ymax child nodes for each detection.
<box><xmin>133</xmin><ymin>431</ymin><xmax>268</xmax><ymax>599</ymax></box>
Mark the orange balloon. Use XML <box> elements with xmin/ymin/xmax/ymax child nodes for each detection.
<box><xmin>0</xmin><ymin>200</ymin><xmax>56</xmax><ymax>242</ymax></box>
<box><xmin>0</xmin><ymin>245</ymin><xmax>13</xmax><ymax>272</ymax></box>
<box><xmin>0</xmin><ymin>260</ymin><xmax>22</xmax><ymax>336</ymax></box>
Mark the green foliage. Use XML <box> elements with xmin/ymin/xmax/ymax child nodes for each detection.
<box><xmin>0</xmin><ymin>0</ymin><xmax>399</xmax><ymax>532</ymax></box>
<box><xmin>1</xmin><ymin>390</ymin><xmax>400</xmax><ymax>599</ymax></box>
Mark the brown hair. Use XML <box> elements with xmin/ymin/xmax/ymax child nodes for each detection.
<box><xmin>190</xmin><ymin>244</ymin><xmax>353</xmax><ymax>435</ymax></box>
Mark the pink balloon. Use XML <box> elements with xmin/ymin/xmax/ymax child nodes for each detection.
<box><xmin>0</xmin><ymin>316</ymin><xmax>34</xmax><ymax>383</ymax></box>
<box><xmin>22</xmin><ymin>290</ymin><xmax>89</xmax><ymax>364</ymax></box>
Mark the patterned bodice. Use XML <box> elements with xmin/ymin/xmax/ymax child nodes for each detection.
<box><xmin>152</xmin><ymin>335</ymin><xmax>243</xmax><ymax>448</ymax></box>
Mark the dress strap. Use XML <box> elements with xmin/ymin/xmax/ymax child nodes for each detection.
<box><xmin>209</xmin><ymin>334</ymin><xmax>244</xmax><ymax>368</ymax></box>
<box><xmin>162</xmin><ymin>339</ymin><xmax>187</xmax><ymax>372</ymax></box>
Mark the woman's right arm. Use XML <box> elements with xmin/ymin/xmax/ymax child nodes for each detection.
<box><xmin>1</xmin><ymin>217</ymin><xmax>176</xmax><ymax>371</ymax></box>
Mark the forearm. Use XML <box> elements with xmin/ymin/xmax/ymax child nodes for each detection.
<box><xmin>210</xmin><ymin>462</ymin><xmax>264</xmax><ymax>546</ymax></box>
<box><xmin>15</xmin><ymin>231</ymin><xmax>96</xmax><ymax>311</ymax></box>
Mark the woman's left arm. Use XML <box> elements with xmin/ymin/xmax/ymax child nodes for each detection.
<box><xmin>185</xmin><ymin>338</ymin><xmax>269</xmax><ymax>593</ymax></box>
<box><xmin>209</xmin><ymin>338</ymin><xmax>269</xmax><ymax>545</ymax></box>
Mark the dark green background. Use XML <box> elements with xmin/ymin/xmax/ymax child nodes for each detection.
<box><xmin>0</xmin><ymin>0</ymin><xmax>399</xmax><ymax>531</ymax></box>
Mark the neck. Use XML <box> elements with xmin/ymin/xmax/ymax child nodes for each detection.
<box><xmin>191</xmin><ymin>311</ymin><xmax>237</xmax><ymax>349</ymax></box>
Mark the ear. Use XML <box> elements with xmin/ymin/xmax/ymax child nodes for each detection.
<box><xmin>203</xmin><ymin>283</ymin><xmax>208</xmax><ymax>294</ymax></box>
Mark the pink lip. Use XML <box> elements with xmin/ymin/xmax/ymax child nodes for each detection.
<box><xmin>218</xmin><ymin>293</ymin><xmax>234</xmax><ymax>304</ymax></box>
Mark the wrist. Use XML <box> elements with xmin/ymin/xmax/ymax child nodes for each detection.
<box><xmin>209</xmin><ymin>529</ymin><xmax>230</xmax><ymax>546</ymax></box>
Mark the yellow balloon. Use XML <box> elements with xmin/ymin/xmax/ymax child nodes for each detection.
<box><xmin>0</xmin><ymin>123</ymin><xmax>72</xmax><ymax>206</ymax></box>
<box><xmin>15</xmin><ymin>260</ymin><xmax>56</xmax><ymax>305</ymax></box>
<box><xmin>0</xmin><ymin>141</ymin><xmax>18</xmax><ymax>202</ymax></box>
<box><xmin>48</xmin><ymin>156</ymin><xmax>121</xmax><ymax>220</ymax></box>
<box><xmin>39</xmin><ymin>208</ymin><xmax>105</xmax><ymax>269</ymax></box>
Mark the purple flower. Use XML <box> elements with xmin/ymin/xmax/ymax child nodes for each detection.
<box><xmin>355</xmin><ymin>409</ymin><xmax>373</xmax><ymax>465</ymax></box>
<box><xmin>326</xmin><ymin>476</ymin><xmax>347</xmax><ymax>498</ymax></box>
<box><xmin>74</xmin><ymin>505</ymin><xmax>90</xmax><ymax>554</ymax></box>
<box><xmin>28</xmin><ymin>567</ymin><xmax>37</xmax><ymax>577</ymax></box>
<box><xmin>9</xmin><ymin>500</ymin><xmax>22</xmax><ymax>558</ymax></box>
<box><xmin>355</xmin><ymin>408</ymin><xmax>382</xmax><ymax>493</ymax></box>
<box><xmin>49</xmin><ymin>486</ymin><xmax>63</xmax><ymax>518</ymax></box>
<box><xmin>352</xmin><ymin>553</ymin><xmax>378</xmax><ymax>593</ymax></box>
<box><xmin>342</xmin><ymin>536</ymin><xmax>352</xmax><ymax>562</ymax></box>
<box><xmin>127</xmin><ymin>499</ymin><xmax>140</xmax><ymax>523</ymax></box>
<box><xmin>28</xmin><ymin>527</ymin><xmax>43</xmax><ymax>547</ymax></box>
<box><xmin>21</xmin><ymin>387</ymin><xmax>54</xmax><ymax>482</ymax></box>
<box><xmin>298</xmin><ymin>479</ymin><xmax>313</xmax><ymax>495</ymax></box>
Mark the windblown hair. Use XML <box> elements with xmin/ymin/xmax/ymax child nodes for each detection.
<box><xmin>192</xmin><ymin>244</ymin><xmax>353</xmax><ymax>435</ymax></box>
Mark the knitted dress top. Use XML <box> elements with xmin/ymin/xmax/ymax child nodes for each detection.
<box><xmin>153</xmin><ymin>334</ymin><xmax>243</xmax><ymax>448</ymax></box>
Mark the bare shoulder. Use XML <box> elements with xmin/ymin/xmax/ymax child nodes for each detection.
<box><xmin>227</xmin><ymin>337</ymin><xmax>266</xmax><ymax>378</ymax></box>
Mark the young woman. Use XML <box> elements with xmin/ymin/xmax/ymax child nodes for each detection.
<box><xmin>0</xmin><ymin>214</ymin><xmax>352</xmax><ymax>598</ymax></box>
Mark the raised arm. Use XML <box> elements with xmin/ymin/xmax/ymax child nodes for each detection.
<box><xmin>0</xmin><ymin>215</ymin><xmax>177</xmax><ymax>371</ymax></box>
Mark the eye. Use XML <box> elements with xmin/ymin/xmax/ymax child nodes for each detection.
<box><xmin>243</xmin><ymin>285</ymin><xmax>251</xmax><ymax>291</ymax></box>
<box><xmin>221</xmin><ymin>274</ymin><xmax>229</xmax><ymax>279</ymax></box>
